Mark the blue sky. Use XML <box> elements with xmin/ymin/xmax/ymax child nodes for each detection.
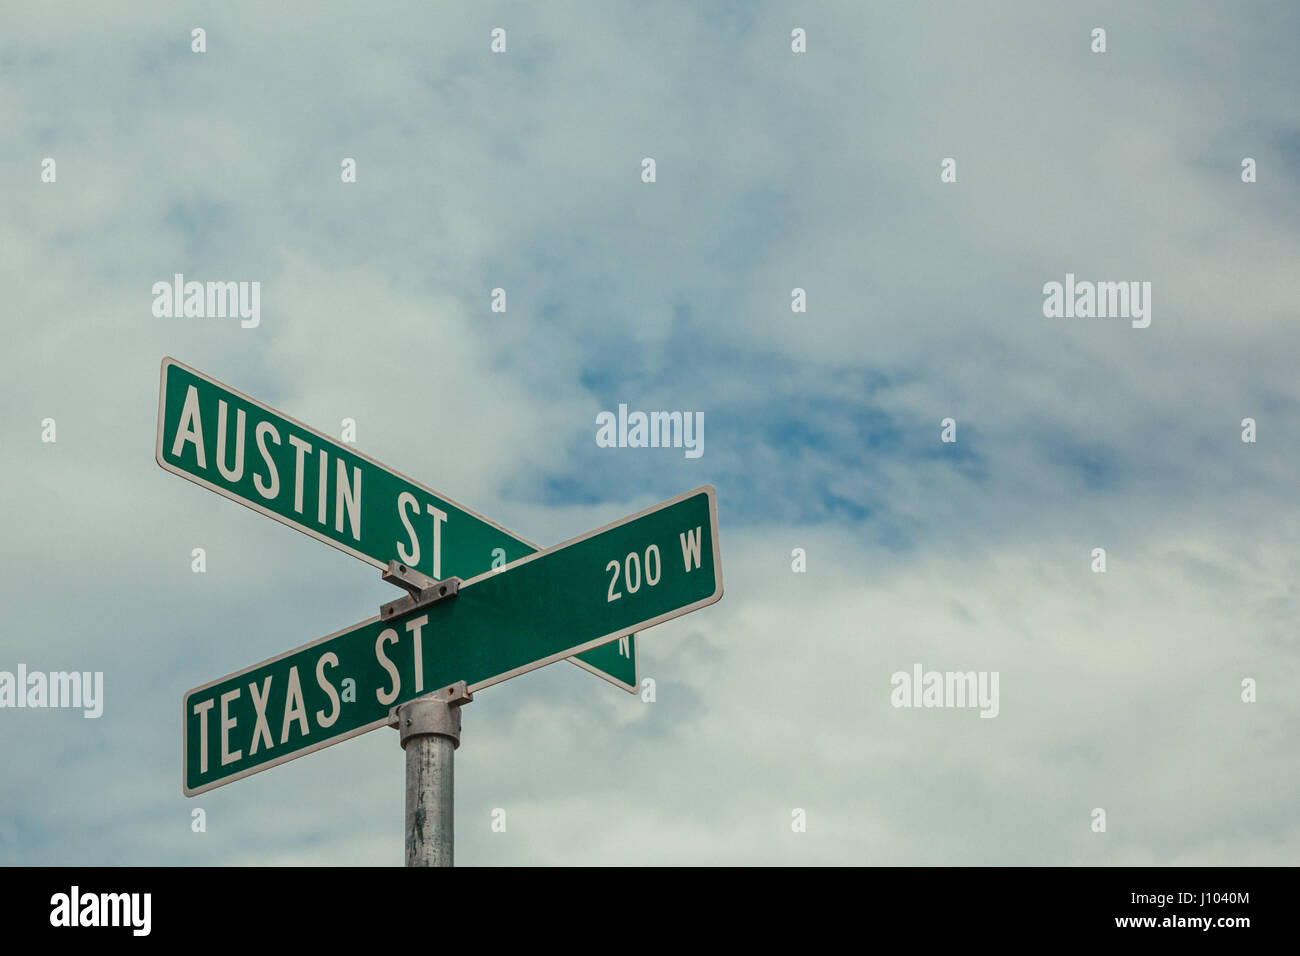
<box><xmin>1</xmin><ymin>1</ymin><xmax>1298</xmax><ymax>865</ymax></box>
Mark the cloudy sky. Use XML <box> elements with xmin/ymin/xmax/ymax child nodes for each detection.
<box><xmin>1</xmin><ymin>1</ymin><xmax>1297</xmax><ymax>865</ymax></box>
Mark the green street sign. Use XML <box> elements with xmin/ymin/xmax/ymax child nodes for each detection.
<box><xmin>183</xmin><ymin>486</ymin><xmax>721</xmax><ymax>795</ymax></box>
<box><xmin>155</xmin><ymin>357</ymin><xmax>635</xmax><ymax>691</ymax></box>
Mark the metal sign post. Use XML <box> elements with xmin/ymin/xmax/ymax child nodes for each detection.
<box><xmin>382</xmin><ymin>563</ymin><xmax>471</xmax><ymax>867</ymax></box>
<box><xmin>396</xmin><ymin>682</ymin><xmax>471</xmax><ymax>867</ymax></box>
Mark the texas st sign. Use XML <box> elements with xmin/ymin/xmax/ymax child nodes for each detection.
<box><xmin>182</xmin><ymin>485</ymin><xmax>722</xmax><ymax>795</ymax></box>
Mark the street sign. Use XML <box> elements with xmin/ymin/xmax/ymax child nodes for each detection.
<box><xmin>155</xmin><ymin>357</ymin><xmax>636</xmax><ymax>691</ymax></box>
<box><xmin>183</xmin><ymin>485</ymin><xmax>721</xmax><ymax>795</ymax></box>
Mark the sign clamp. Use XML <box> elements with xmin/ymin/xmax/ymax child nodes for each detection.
<box><xmin>388</xmin><ymin>681</ymin><xmax>473</xmax><ymax>743</ymax></box>
<box><xmin>380</xmin><ymin>560</ymin><xmax>461</xmax><ymax>620</ymax></box>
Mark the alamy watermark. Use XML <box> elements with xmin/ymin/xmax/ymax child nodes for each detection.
<box><xmin>1042</xmin><ymin>273</ymin><xmax>1151</xmax><ymax>328</ymax></box>
<box><xmin>152</xmin><ymin>273</ymin><xmax>260</xmax><ymax>328</ymax></box>
<box><xmin>595</xmin><ymin>404</ymin><xmax>704</xmax><ymax>459</ymax></box>
<box><xmin>50</xmin><ymin>886</ymin><xmax>150</xmax><ymax>936</ymax></box>
<box><xmin>0</xmin><ymin>665</ymin><xmax>103</xmax><ymax>718</ymax></box>
<box><xmin>890</xmin><ymin>663</ymin><xmax>999</xmax><ymax>718</ymax></box>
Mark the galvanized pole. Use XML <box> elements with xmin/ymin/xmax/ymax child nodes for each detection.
<box><xmin>397</xmin><ymin>682</ymin><xmax>472</xmax><ymax>867</ymax></box>
<box><xmin>378</xmin><ymin>563</ymin><xmax>468</xmax><ymax>866</ymax></box>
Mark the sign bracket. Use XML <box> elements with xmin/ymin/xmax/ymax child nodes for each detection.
<box><xmin>380</xmin><ymin>560</ymin><xmax>461</xmax><ymax>620</ymax></box>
